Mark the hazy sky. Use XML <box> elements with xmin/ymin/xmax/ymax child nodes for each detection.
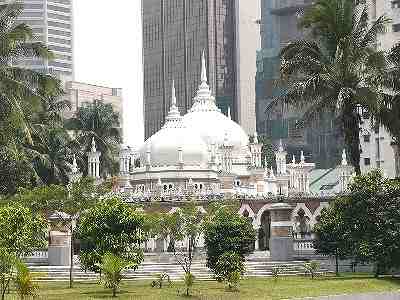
<box><xmin>73</xmin><ymin>0</ymin><xmax>143</xmax><ymax>147</ymax></box>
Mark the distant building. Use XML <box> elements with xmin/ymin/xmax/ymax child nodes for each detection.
<box><xmin>142</xmin><ymin>0</ymin><xmax>259</xmax><ymax>140</ymax></box>
<box><xmin>256</xmin><ymin>0</ymin><xmax>343</xmax><ymax>169</ymax></box>
<box><xmin>359</xmin><ymin>0</ymin><xmax>400</xmax><ymax>178</ymax></box>
<box><xmin>6</xmin><ymin>0</ymin><xmax>74</xmax><ymax>82</ymax></box>
<box><xmin>64</xmin><ymin>81</ymin><xmax>123</xmax><ymax>134</ymax></box>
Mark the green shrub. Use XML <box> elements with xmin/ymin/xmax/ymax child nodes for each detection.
<box><xmin>151</xmin><ymin>273</ymin><xmax>170</xmax><ymax>289</ymax></box>
<box><xmin>215</xmin><ymin>251</ymin><xmax>245</xmax><ymax>291</ymax></box>
<box><xmin>302</xmin><ymin>261</ymin><xmax>321</xmax><ymax>279</ymax></box>
<box><xmin>14</xmin><ymin>261</ymin><xmax>38</xmax><ymax>300</ymax></box>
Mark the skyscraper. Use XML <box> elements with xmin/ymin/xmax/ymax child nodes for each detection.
<box><xmin>8</xmin><ymin>0</ymin><xmax>74</xmax><ymax>82</ymax></box>
<box><xmin>142</xmin><ymin>0</ymin><xmax>259</xmax><ymax>140</ymax></box>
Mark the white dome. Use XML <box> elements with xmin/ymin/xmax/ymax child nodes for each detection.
<box><xmin>139</xmin><ymin>81</ymin><xmax>209</xmax><ymax>167</ymax></box>
<box><xmin>139</xmin><ymin>126</ymin><xmax>209</xmax><ymax>167</ymax></box>
<box><xmin>182</xmin><ymin>110</ymin><xmax>249</xmax><ymax>150</ymax></box>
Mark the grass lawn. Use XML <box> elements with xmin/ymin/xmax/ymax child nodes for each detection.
<box><xmin>7</xmin><ymin>274</ymin><xmax>400</xmax><ymax>300</ymax></box>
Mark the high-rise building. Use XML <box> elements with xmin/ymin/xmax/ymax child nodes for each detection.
<box><xmin>7</xmin><ymin>0</ymin><xmax>74</xmax><ymax>82</ymax></box>
<box><xmin>142</xmin><ymin>0</ymin><xmax>259</xmax><ymax>140</ymax></box>
<box><xmin>256</xmin><ymin>0</ymin><xmax>342</xmax><ymax>168</ymax></box>
<box><xmin>358</xmin><ymin>0</ymin><xmax>399</xmax><ymax>178</ymax></box>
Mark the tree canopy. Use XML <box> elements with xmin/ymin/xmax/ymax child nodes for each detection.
<box><xmin>204</xmin><ymin>204</ymin><xmax>256</xmax><ymax>272</ymax></box>
<box><xmin>314</xmin><ymin>170</ymin><xmax>400</xmax><ymax>276</ymax></box>
<box><xmin>76</xmin><ymin>197</ymin><xmax>146</xmax><ymax>273</ymax></box>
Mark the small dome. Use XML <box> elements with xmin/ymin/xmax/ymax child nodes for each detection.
<box><xmin>139</xmin><ymin>81</ymin><xmax>209</xmax><ymax>167</ymax></box>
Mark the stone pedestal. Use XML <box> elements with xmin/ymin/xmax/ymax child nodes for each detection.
<box><xmin>48</xmin><ymin>230</ymin><xmax>71</xmax><ymax>266</ymax></box>
<box><xmin>48</xmin><ymin>245</ymin><xmax>71</xmax><ymax>266</ymax></box>
<box><xmin>269</xmin><ymin>203</ymin><xmax>294</xmax><ymax>261</ymax></box>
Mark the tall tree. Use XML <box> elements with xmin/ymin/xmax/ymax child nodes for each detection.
<box><xmin>314</xmin><ymin>170</ymin><xmax>400</xmax><ymax>277</ymax></box>
<box><xmin>267</xmin><ymin>1</ymin><xmax>389</xmax><ymax>174</ymax></box>
<box><xmin>66</xmin><ymin>100</ymin><xmax>121</xmax><ymax>177</ymax></box>
<box><xmin>378</xmin><ymin>42</ymin><xmax>400</xmax><ymax>173</ymax></box>
<box><xmin>13</xmin><ymin>178</ymin><xmax>104</xmax><ymax>288</ymax></box>
<box><xmin>0</xmin><ymin>2</ymin><xmax>62</xmax><ymax>147</ymax></box>
<box><xmin>26</xmin><ymin>127</ymin><xmax>82</xmax><ymax>185</ymax></box>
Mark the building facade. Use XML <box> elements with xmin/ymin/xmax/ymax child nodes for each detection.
<box><xmin>64</xmin><ymin>81</ymin><xmax>123</xmax><ymax>134</ymax></box>
<box><xmin>142</xmin><ymin>0</ymin><xmax>258</xmax><ymax>139</ymax></box>
<box><xmin>358</xmin><ymin>0</ymin><xmax>400</xmax><ymax>179</ymax></box>
<box><xmin>7</xmin><ymin>0</ymin><xmax>74</xmax><ymax>82</ymax></box>
<box><xmin>256</xmin><ymin>0</ymin><xmax>342</xmax><ymax>169</ymax></box>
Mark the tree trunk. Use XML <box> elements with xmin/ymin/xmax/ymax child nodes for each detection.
<box><xmin>374</xmin><ymin>262</ymin><xmax>380</xmax><ymax>278</ymax></box>
<box><xmin>112</xmin><ymin>286</ymin><xmax>117</xmax><ymax>297</ymax></box>
<box><xmin>69</xmin><ymin>228</ymin><xmax>74</xmax><ymax>288</ymax></box>
<box><xmin>335</xmin><ymin>253</ymin><xmax>339</xmax><ymax>276</ymax></box>
<box><xmin>342</xmin><ymin>105</ymin><xmax>361</xmax><ymax>175</ymax></box>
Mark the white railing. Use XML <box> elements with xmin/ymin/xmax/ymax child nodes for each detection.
<box><xmin>293</xmin><ymin>239</ymin><xmax>315</xmax><ymax>253</ymax></box>
<box><xmin>25</xmin><ymin>250</ymin><xmax>48</xmax><ymax>259</ymax></box>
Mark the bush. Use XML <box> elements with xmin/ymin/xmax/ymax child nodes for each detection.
<box><xmin>14</xmin><ymin>261</ymin><xmax>38</xmax><ymax>300</ymax></box>
<box><xmin>151</xmin><ymin>273</ymin><xmax>170</xmax><ymax>289</ymax></box>
<box><xmin>302</xmin><ymin>261</ymin><xmax>321</xmax><ymax>279</ymax></box>
<box><xmin>99</xmin><ymin>252</ymin><xmax>136</xmax><ymax>297</ymax></box>
<box><xmin>215</xmin><ymin>252</ymin><xmax>245</xmax><ymax>291</ymax></box>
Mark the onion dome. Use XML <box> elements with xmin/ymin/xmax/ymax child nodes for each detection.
<box><xmin>139</xmin><ymin>81</ymin><xmax>209</xmax><ymax>167</ymax></box>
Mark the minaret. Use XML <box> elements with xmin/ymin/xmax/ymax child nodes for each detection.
<box><xmin>339</xmin><ymin>149</ymin><xmax>353</xmax><ymax>192</ymax></box>
<box><xmin>68</xmin><ymin>154</ymin><xmax>82</xmax><ymax>183</ymax></box>
<box><xmin>87</xmin><ymin>138</ymin><xmax>101</xmax><ymax>179</ymax></box>
<box><xmin>275</xmin><ymin>139</ymin><xmax>287</xmax><ymax>175</ymax></box>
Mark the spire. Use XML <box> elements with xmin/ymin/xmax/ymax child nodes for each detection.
<box><xmin>292</xmin><ymin>155</ymin><xmax>296</xmax><ymax>165</ymax></box>
<box><xmin>201</xmin><ymin>50</ymin><xmax>207</xmax><ymax>84</ymax></box>
<box><xmin>254</xmin><ymin>131</ymin><xmax>259</xmax><ymax>144</ymax></box>
<box><xmin>190</xmin><ymin>51</ymin><xmax>219</xmax><ymax>112</ymax></box>
<box><xmin>171</xmin><ymin>79</ymin><xmax>177</xmax><ymax>107</ymax></box>
<box><xmin>300</xmin><ymin>151</ymin><xmax>305</xmax><ymax>163</ymax></box>
<box><xmin>164</xmin><ymin>80</ymin><xmax>182</xmax><ymax>128</ymax></box>
<box><xmin>341</xmin><ymin>149</ymin><xmax>348</xmax><ymax>166</ymax></box>
<box><xmin>91</xmin><ymin>137</ymin><xmax>97</xmax><ymax>153</ymax></box>
<box><xmin>278</xmin><ymin>139</ymin><xmax>284</xmax><ymax>152</ymax></box>
<box><xmin>228</xmin><ymin>106</ymin><xmax>231</xmax><ymax>120</ymax></box>
<box><xmin>71</xmin><ymin>154</ymin><xmax>78</xmax><ymax>173</ymax></box>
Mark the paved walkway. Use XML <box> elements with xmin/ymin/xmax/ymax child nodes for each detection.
<box><xmin>308</xmin><ymin>292</ymin><xmax>400</xmax><ymax>300</ymax></box>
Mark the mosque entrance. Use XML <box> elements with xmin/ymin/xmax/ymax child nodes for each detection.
<box><xmin>258</xmin><ymin>211</ymin><xmax>271</xmax><ymax>251</ymax></box>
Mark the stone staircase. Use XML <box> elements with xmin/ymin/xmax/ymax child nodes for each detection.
<box><xmin>28</xmin><ymin>252</ymin><xmax>331</xmax><ymax>282</ymax></box>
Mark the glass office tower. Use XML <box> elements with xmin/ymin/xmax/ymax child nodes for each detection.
<box><xmin>142</xmin><ymin>0</ymin><xmax>237</xmax><ymax>139</ymax></box>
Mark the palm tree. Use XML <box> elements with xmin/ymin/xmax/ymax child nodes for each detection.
<box><xmin>377</xmin><ymin>43</ymin><xmax>400</xmax><ymax>177</ymax></box>
<box><xmin>26</xmin><ymin>127</ymin><xmax>80</xmax><ymax>185</ymax></box>
<box><xmin>0</xmin><ymin>2</ymin><xmax>61</xmax><ymax>148</ymax></box>
<box><xmin>66</xmin><ymin>100</ymin><xmax>121</xmax><ymax>177</ymax></box>
<box><xmin>267</xmin><ymin>1</ymin><xmax>389</xmax><ymax>174</ymax></box>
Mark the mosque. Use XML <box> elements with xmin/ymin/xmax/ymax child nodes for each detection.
<box><xmin>83</xmin><ymin>53</ymin><xmax>355</xmax><ymax>260</ymax></box>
